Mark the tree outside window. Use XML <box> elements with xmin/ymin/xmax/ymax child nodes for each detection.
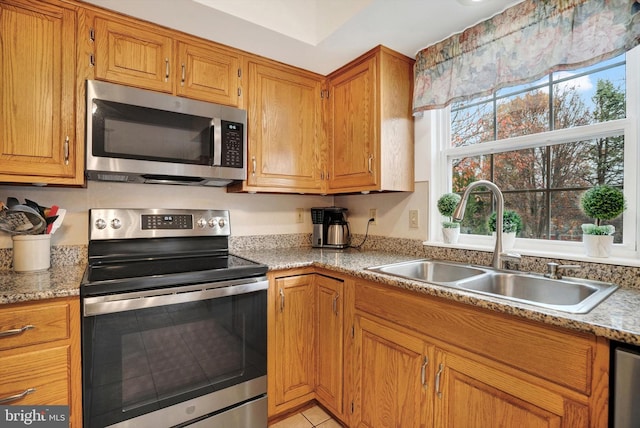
<box><xmin>449</xmin><ymin>55</ymin><xmax>626</xmax><ymax>243</ymax></box>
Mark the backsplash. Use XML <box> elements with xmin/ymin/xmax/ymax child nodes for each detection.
<box><xmin>1</xmin><ymin>233</ymin><xmax>638</xmax><ymax>290</ymax></box>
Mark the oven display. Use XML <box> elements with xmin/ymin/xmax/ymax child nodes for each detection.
<box><xmin>142</xmin><ymin>214</ymin><xmax>192</xmax><ymax>230</ymax></box>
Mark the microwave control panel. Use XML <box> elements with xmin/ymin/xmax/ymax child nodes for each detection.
<box><xmin>220</xmin><ymin>121</ymin><xmax>244</xmax><ymax>168</ymax></box>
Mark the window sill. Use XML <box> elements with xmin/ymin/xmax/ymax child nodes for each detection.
<box><xmin>422</xmin><ymin>240</ymin><xmax>640</xmax><ymax>268</ymax></box>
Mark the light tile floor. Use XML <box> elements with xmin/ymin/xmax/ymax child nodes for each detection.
<box><xmin>269</xmin><ymin>405</ymin><xmax>343</xmax><ymax>428</ymax></box>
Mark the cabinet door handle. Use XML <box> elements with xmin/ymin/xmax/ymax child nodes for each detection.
<box><xmin>181</xmin><ymin>63</ymin><xmax>186</xmax><ymax>86</ymax></box>
<box><xmin>165</xmin><ymin>58</ymin><xmax>170</xmax><ymax>81</ymax></box>
<box><xmin>435</xmin><ymin>363</ymin><xmax>443</xmax><ymax>398</ymax></box>
<box><xmin>279</xmin><ymin>288</ymin><xmax>285</xmax><ymax>312</ymax></box>
<box><xmin>368</xmin><ymin>155</ymin><xmax>373</xmax><ymax>174</ymax></box>
<box><xmin>332</xmin><ymin>293</ymin><xmax>339</xmax><ymax>316</ymax></box>
<box><xmin>252</xmin><ymin>156</ymin><xmax>257</xmax><ymax>175</ymax></box>
<box><xmin>0</xmin><ymin>324</ymin><xmax>34</xmax><ymax>338</ymax></box>
<box><xmin>64</xmin><ymin>136</ymin><xmax>69</xmax><ymax>165</ymax></box>
<box><xmin>0</xmin><ymin>388</ymin><xmax>36</xmax><ymax>404</ymax></box>
<box><xmin>421</xmin><ymin>356</ymin><xmax>429</xmax><ymax>388</ymax></box>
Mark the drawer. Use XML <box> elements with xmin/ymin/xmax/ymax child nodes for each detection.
<box><xmin>0</xmin><ymin>301</ymin><xmax>70</xmax><ymax>351</ymax></box>
<box><xmin>0</xmin><ymin>345</ymin><xmax>70</xmax><ymax>405</ymax></box>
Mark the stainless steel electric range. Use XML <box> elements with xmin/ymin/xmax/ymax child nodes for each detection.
<box><xmin>80</xmin><ymin>208</ymin><xmax>268</xmax><ymax>428</ymax></box>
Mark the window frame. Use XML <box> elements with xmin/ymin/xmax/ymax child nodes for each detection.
<box><xmin>427</xmin><ymin>46</ymin><xmax>640</xmax><ymax>262</ymax></box>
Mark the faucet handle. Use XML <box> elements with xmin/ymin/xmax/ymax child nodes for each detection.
<box><xmin>545</xmin><ymin>262</ymin><xmax>581</xmax><ymax>279</ymax></box>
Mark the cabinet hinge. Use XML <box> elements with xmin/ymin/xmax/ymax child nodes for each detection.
<box><xmin>237</xmin><ymin>88</ymin><xmax>242</xmax><ymax>97</ymax></box>
<box><xmin>237</xmin><ymin>68</ymin><xmax>242</xmax><ymax>78</ymax></box>
<box><xmin>351</xmin><ymin>325</ymin><xmax>355</xmax><ymax>338</ymax></box>
<box><xmin>89</xmin><ymin>53</ymin><xmax>95</xmax><ymax>67</ymax></box>
<box><xmin>89</xmin><ymin>27</ymin><xmax>95</xmax><ymax>42</ymax></box>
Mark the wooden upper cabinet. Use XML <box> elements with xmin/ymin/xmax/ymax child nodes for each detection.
<box><xmin>92</xmin><ymin>13</ymin><xmax>240</xmax><ymax>105</ymax></box>
<box><xmin>0</xmin><ymin>0</ymin><xmax>82</xmax><ymax>185</ymax></box>
<box><xmin>175</xmin><ymin>42</ymin><xmax>239</xmax><ymax>105</ymax></box>
<box><xmin>94</xmin><ymin>16</ymin><xmax>173</xmax><ymax>93</ymax></box>
<box><xmin>327</xmin><ymin>45</ymin><xmax>415</xmax><ymax>193</ymax></box>
<box><xmin>327</xmin><ymin>56</ymin><xmax>377</xmax><ymax>191</ymax></box>
<box><xmin>230</xmin><ymin>58</ymin><xmax>325</xmax><ymax>193</ymax></box>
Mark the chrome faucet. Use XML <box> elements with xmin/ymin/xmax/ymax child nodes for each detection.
<box><xmin>545</xmin><ymin>262</ymin><xmax>582</xmax><ymax>279</ymax></box>
<box><xmin>452</xmin><ymin>180</ymin><xmax>521</xmax><ymax>269</ymax></box>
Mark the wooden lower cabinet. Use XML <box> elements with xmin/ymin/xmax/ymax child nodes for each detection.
<box><xmin>268</xmin><ymin>270</ymin><xmax>347</xmax><ymax>422</ymax></box>
<box><xmin>270</xmin><ymin>273</ymin><xmax>317</xmax><ymax>415</ymax></box>
<box><xmin>434</xmin><ymin>350</ymin><xmax>589</xmax><ymax>428</ymax></box>
<box><xmin>352</xmin><ymin>279</ymin><xmax>609</xmax><ymax>428</ymax></box>
<box><xmin>268</xmin><ymin>271</ymin><xmax>609</xmax><ymax>428</ymax></box>
<box><xmin>315</xmin><ymin>275</ymin><xmax>344</xmax><ymax>416</ymax></box>
<box><xmin>352</xmin><ymin>314</ymin><xmax>432</xmax><ymax>428</ymax></box>
<box><xmin>0</xmin><ymin>297</ymin><xmax>82</xmax><ymax>427</ymax></box>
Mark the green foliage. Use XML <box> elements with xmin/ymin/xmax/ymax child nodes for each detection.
<box><xmin>488</xmin><ymin>210</ymin><xmax>523</xmax><ymax>234</ymax></box>
<box><xmin>581</xmin><ymin>224</ymin><xmax>615</xmax><ymax>236</ymax></box>
<box><xmin>442</xmin><ymin>221</ymin><xmax>460</xmax><ymax>229</ymax></box>
<box><xmin>580</xmin><ymin>185</ymin><xmax>626</xmax><ymax>224</ymax></box>
<box><xmin>437</xmin><ymin>193</ymin><xmax>461</xmax><ymax>224</ymax></box>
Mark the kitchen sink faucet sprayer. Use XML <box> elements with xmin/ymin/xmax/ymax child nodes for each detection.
<box><xmin>452</xmin><ymin>180</ymin><xmax>521</xmax><ymax>269</ymax></box>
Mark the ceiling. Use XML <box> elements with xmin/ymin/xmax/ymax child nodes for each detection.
<box><xmin>83</xmin><ymin>0</ymin><xmax>523</xmax><ymax>75</ymax></box>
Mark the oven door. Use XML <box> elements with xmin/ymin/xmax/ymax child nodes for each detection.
<box><xmin>82</xmin><ymin>278</ymin><xmax>267</xmax><ymax>428</ymax></box>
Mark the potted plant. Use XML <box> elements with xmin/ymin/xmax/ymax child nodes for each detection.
<box><xmin>437</xmin><ymin>193</ymin><xmax>461</xmax><ymax>244</ymax></box>
<box><xmin>580</xmin><ymin>185</ymin><xmax>626</xmax><ymax>257</ymax></box>
<box><xmin>488</xmin><ymin>210</ymin><xmax>522</xmax><ymax>249</ymax></box>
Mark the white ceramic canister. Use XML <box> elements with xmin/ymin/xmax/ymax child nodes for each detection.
<box><xmin>12</xmin><ymin>234</ymin><xmax>51</xmax><ymax>272</ymax></box>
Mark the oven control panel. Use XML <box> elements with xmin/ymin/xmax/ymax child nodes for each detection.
<box><xmin>89</xmin><ymin>208</ymin><xmax>231</xmax><ymax>240</ymax></box>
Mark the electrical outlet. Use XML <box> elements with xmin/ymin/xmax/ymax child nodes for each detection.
<box><xmin>296</xmin><ymin>208</ymin><xmax>304</xmax><ymax>223</ymax></box>
<box><xmin>369</xmin><ymin>208</ymin><xmax>377</xmax><ymax>225</ymax></box>
<box><xmin>409</xmin><ymin>209</ymin><xmax>419</xmax><ymax>229</ymax></box>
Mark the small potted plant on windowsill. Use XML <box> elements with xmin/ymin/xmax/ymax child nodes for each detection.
<box><xmin>488</xmin><ymin>210</ymin><xmax>522</xmax><ymax>250</ymax></box>
<box><xmin>437</xmin><ymin>192</ymin><xmax>461</xmax><ymax>244</ymax></box>
<box><xmin>580</xmin><ymin>185</ymin><xmax>625</xmax><ymax>258</ymax></box>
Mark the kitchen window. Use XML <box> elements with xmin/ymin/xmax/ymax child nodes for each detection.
<box><xmin>430</xmin><ymin>45</ymin><xmax>640</xmax><ymax>259</ymax></box>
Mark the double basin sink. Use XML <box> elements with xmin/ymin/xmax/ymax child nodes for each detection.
<box><xmin>367</xmin><ymin>259</ymin><xmax>618</xmax><ymax>314</ymax></box>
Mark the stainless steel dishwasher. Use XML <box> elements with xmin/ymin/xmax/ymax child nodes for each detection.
<box><xmin>612</xmin><ymin>344</ymin><xmax>640</xmax><ymax>427</ymax></box>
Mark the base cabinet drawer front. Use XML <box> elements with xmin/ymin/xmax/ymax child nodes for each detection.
<box><xmin>0</xmin><ymin>346</ymin><xmax>70</xmax><ymax>405</ymax></box>
<box><xmin>0</xmin><ymin>302</ymin><xmax>70</xmax><ymax>351</ymax></box>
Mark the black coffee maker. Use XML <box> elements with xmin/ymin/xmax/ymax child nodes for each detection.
<box><xmin>311</xmin><ymin>207</ymin><xmax>350</xmax><ymax>249</ymax></box>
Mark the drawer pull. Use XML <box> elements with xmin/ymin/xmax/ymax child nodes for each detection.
<box><xmin>0</xmin><ymin>324</ymin><xmax>34</xmax><ymax>338</ymax></box>
<box><xmin>0</xmin><ymin>388</ymin><xmax>36</xmax><ymax>404</ymax></box>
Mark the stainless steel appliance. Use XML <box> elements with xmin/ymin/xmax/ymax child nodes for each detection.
<box><xmin>311</xmin><ymin>207</ymin><xmax>350</xmax><ymax>249</ymax></box>
<box><xmin>612</xmin><ymin>343</ymin><xmax>640</xmax><ymax>427</ymax></box>
<box><xmin>86</xmin><ymin>80</ymin><xmax>247</xmax><ymax>186</ymax></box>
<box><xmin>81</xmin><ymin>208</ymin><xmax>268</xmax><ymax>428</ymax></box>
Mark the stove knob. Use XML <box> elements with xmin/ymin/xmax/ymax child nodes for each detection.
<box><xmin>111</xmin><ymin>218</ymin><xmax>122</xmax><ymax>229</ymax></box>
<box><xmin>95</xmin><ymin>218</ymin><xmax>107</xmax><ymax>230</ymax></box>
<box><xmin>196</xmin><ymin>218</ymin><xmax>207</xmax><ymax>228</ymax></box>
<box><xmin>208</xmin><ymin>218</ymin><xmax>217</xmax><ymax>228</ymax></box>
<box><xmin>218</xmin><ymin>218</ymin><xmax>226</xmax><ymax>228</ymax></box>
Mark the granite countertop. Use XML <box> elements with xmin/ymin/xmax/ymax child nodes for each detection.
<box><xmin>2</xmin><ymin>247</ymin><xmax>640</xmax><ymax>347</ymax></box>
<box><xmin>234</xmin><ymin>247</ymin><xmax>640</xmax><ymax>346</ymax></box>
<box><xmin>0</xmin><ymin>264</ymin><xmax>85</xmax><ymax>304</ymax></box>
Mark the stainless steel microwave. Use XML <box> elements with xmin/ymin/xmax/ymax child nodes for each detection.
<box><xmin>85</xmin><ymin>80</ymin><xmax>247</xmax><ymax>186</ymax></box>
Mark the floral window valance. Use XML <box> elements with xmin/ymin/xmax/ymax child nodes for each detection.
<box><xmin>413</xmin><ymin>0</ymin><xmax>640</xmax><ymax>113</ymax></box>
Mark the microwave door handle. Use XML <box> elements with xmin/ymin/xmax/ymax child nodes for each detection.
<box><xmin>211</xmin><ymin>117</ymin><xmax>222</xmax><ymax>166</ymax></box>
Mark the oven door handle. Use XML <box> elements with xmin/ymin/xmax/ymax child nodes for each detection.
<box><xmin>83</xmin><ymin>277</ymin><xmax>268</xmax><ymax>316</ymax></box>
